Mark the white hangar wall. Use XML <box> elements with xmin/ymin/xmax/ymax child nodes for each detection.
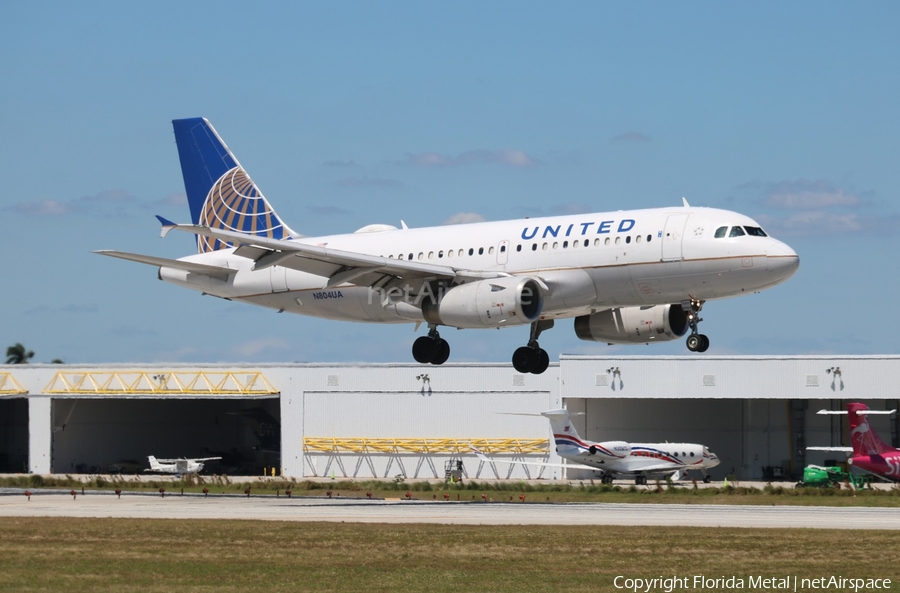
<box><xmin>2</xmin><ymin>356</ymin><xmax>898</xmax><ymax>481</ymax></box>
<box><xmin>559</xmin><ymin>355</ymin><xmax>900</xmax><ymax>480</ymax></box>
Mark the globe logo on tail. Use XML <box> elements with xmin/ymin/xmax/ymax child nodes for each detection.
<box><xmin>198</xmin><ymin>167</ymin><xmax>285</xmax><ymax>253</ymax></box>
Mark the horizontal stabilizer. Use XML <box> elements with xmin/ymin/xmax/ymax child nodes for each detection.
<box><xmin>94</xmin><ymin>250</ymin><xmax>234</xmax><ymax>279</ymax></box>
<box><xmin>806</xmin><ymin>446</ymin><xmax>854</xmax><ymax>452</ymax></box>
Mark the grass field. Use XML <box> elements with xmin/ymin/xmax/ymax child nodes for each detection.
<box><xmin>1</xmin><ymin>518</ymin><xmax>898</xmax><ymax>593</ymax></box>
<box><xmin>6</xmin><ymin>475</ymin><xmax>900</xmax><ymax>507</ymax></box>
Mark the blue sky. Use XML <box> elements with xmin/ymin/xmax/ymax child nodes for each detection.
<box><xmin>2</xmin><ymin>3</ymin><xmax>899</xmax><ymax>364</ymax></box>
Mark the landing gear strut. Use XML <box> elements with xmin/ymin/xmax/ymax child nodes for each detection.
<box><xmin>412</xmin><ymin>325</ymin><xmax>450</xmax><ymax>365</ymax></box>
<box><xmin>682</xmin><ymin>299</ymin><xmax>709</xmax><ymax>353</ymax></box>
<box><xmin>512</xmin><ymin>320</ymin><xmax>553</xmax><ymax>374</ymax></box>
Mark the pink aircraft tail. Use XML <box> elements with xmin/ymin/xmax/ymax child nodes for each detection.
<box><xmin>847</xmin><ymin>403</ymin><xmax>896</xmax><ymax>457</ymax></box>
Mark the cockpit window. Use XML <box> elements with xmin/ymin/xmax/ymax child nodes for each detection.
<box><xmin>714</xmin><ymin>226</ymin><xmax>727</xmax><ymax>238</ymax></box>
<box><xmin>743</xmin><ymin>226</ymin><xmax>768</xmax><ymax>237</ymax></box>
<box><xmin>728</xmin><ymin>226</ymin><xmax>746</xmax><ymax>237</ymax></box>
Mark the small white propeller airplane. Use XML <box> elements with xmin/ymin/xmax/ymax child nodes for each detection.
<box><xmin>98</xmin><ymin>118</ymin><xmax>799</xmax><ymax>372</ymax></box>
<box><xmin>145</xmin><ymin>455</ymin><xmax>221</xmax><ymax>475</ymax></box>
<box><xmin>473</xmin><ymin>409</ymin><xmax>720</xmax><ymax>484</ymax></box>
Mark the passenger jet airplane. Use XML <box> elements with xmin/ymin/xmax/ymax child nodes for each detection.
<box><xmin>97</xmin><ymin>118</ymin><xmax>799</xmax><ymax>373</ymax></box>
<box><xmin>474</xmin><ymin>409</ymin><xmax>720</xmax><ymax>484</ymax></box>
<box><xmin>809</xmin><ymin>403</ymin><xmax>900</xmax><ymax>482</ymax></box>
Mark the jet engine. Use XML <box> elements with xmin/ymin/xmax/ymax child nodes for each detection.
<box><xmin>574</xmin><ymin>304</ymin><xmax>688</xmax><ymax>344</ymax></box>
<box><xmin>422</xmin><ymin>276</ymin><xmax>543</xmax><ymax>329</ymax></box>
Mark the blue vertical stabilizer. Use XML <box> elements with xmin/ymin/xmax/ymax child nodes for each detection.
<box><xmin>171</xmin><ymin>118</ymin><xmax>295</xmax><ymax>253</ymax></box>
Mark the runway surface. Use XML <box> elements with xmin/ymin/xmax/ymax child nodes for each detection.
<box><xmin>2</xmin><ymin>491</ymin><xmax>899</xmax><ymax>529</ymax></box>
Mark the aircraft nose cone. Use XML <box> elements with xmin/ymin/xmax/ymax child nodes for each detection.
<box><xmin>766</xmin><ymin>241</ymin><xmax>800</xmax><ymax>281</ymax></box>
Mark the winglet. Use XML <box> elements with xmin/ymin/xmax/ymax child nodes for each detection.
<box><xmin>682</xmin><ymin>197</ymin><xmax>690</xmax><ymax>207</ymax></box>
<box><xmin>156</xmin><ymin>215</ymin><xmax>177</xmax><ymax>238</ymax></box>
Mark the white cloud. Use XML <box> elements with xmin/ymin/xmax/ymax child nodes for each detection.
<box><xmin>405</xmin><ymin>149</ymin><xmax>539</xmax><ymax>168</ymax></box>
<box><xmin>443</xmin><ymin>212</ymin><xmax>486</xmax><ymax>225</ymax></box>
<box><xmin>233</xmin><ymin>337</ymin><xmax>290</xmax><ymax>357</ymax></box>
<box><xmin>763</xmin><ymin>180</ymin><xmax>862</xmax><ymax>210</ymax></box>
<box><xmin>336</xmin><ymin>177</ymin><xmax>402</xmax><ymax>188</ymax></box>
<box><xmin>756</xmin><ymin>211</ymin><xmax>864</xmax><ymax>237</ymax></box>
<box><xmin>11</xmin><ymin>199</ymin><xmax>75</xmax><ymax>216</ymax></box>
<box><xmin>611</xmin><ymin>132</ymin><xmax>651</xmax><ymax>143</ymax></box>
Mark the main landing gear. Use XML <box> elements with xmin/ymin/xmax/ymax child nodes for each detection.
<box><xmin>512</xmin><ymin>320</ymin><xmax>553</xmax><ymax>375</ymax></box>
<box><xmin>682</xmin><ymin>299</ymin><xmax>710</xmax><ymax>353</ymax></box>
<box><xmin>412</xmin><ymin>325</ymin><xmax>450</xmax><ymax>365</ymax></box>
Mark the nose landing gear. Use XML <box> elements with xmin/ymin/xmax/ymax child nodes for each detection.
<box><xmin>682</xmin><ymin>299</ymin><xmax>709</xmax><ymax>353</ymax></box>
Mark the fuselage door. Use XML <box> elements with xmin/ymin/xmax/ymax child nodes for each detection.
<box><xmin>270</xmin><ymin>266</ymin><xmax>288</xmax><ymax>293</ymax></box>
<box><xmin>661</xmin><ymin>214</ymin><xmax>689</xmax><ymax>262</ymax></box>
<box><xmin>497</xmin><ymin>240</ymin><xmax>509</xmax><ymax>265</ymax></box>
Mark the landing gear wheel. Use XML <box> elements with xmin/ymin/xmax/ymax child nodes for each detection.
<box><xmin>512</xmin><ymin>346</ymin><xmax>550</xmax><ymax>374</ymax></box>
<box><xmin>703</xmin><ymin>475</ymin><xmax>711</xmax><ymax>484</ymax></box>
<box><xmin>601</xmin><ymin>474</ymin><xmax>614</xmax><ymax>485</ymax></box>
<box><xmin>532</xmin><ymin>348</ymin><xmax>550</xmax><ymax>374</ymax></box>
<box><xmin>635</xmin><ymin>476</ymin><xmax>647</xmax><ymax>486</ymax></box>
<box><xmin>686</xmin><ymin>334</ymin><xmax>710</xmax><ymax>352</ymax></box>
<box><xmin>697</xmin><ymin>334</ymin><xmax>710</xmax><ymax>352</ymax></box>
<box><xmin>412</xmin><ymin>336</ymin><xmax>436</xmax><ymax>364</ymax></box>
<box><xmin>512</xmin><ymin>347</ymin><xmax>535</xmax><ymax>373</ymax></box>
<box><xmin>431</xmin><ymin>338</ymin><xmax>450</xmax><ymax>365</ymax></box>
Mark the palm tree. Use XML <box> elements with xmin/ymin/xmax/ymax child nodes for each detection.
<box><xmin>5</xmin><ymin>343</ymin><xmax>35</xmax><ymax>364</ymax></box>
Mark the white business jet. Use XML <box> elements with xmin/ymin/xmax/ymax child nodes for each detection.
<box><xmin>474</xmin><ymin>409</ymin><xmax>720</xmax><ymax>484</ymax></box>
<box><xmin>145</xmin><ymin>455</ymin><xmax>222</xmax><ymax>475</ymax></box>
<box><xmin>97</xmin><ymin>118</ymin><xmax>799</xmax><ymax>373</ymax></box>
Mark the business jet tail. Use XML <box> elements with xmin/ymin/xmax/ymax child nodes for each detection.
<box><xmin>171</xmin><ymin>118</ymin><xmax>299</xmax><ymax>253</ymax></box>
<box><xmin>847</xmin><ymin>403</ymin><xmax>897</xmax><ymax>457</ymax></box>
<box><xmin>146</xmin><ymin>455</ymin><xmax>162</xmax><ymax>471</ymax></box>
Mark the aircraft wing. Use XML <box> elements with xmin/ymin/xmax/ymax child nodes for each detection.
<box><xmin>192</xmin><ymin>457</ymin><xmax>223</xmax><ymax>462</ymax></box>
<box><xmin>159</xmin><ymin>219</ymin><xmax>515</xmax><ymax>289</ymax></box>
<box><xmin>471</xmin><ymin>447</ymin><xmax>569</xmax><ymax>470</ymax></box>
<box><xmin>95</xmin><ymin>250</ymin><xmax>234</xmax><ymax>280</ymax></box>
<box><xmin>632</xmin><ymin>463</ymin><xmax>685</xmax><ymax>472</ymax></box>
<box><xmin>806</xmin><ymin>446</ymin><xmax>853</xmax><ymax>452</ymax></box>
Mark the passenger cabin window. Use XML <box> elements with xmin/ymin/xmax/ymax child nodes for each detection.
<box><xmin>744</xmin><ymin>226</ymin><xmax>768</xmax><ymax>237</ymax></box>
<box><xmin>714</xmin><ymin>226</ymin><xmax>727</xmax><ymax>238</ymax></box>
<box><xmin>478</xmin><ymin>247</ymin><xmax>484</xmax><ymax>255</ymax></box>
<box><xmin>729</xmin><ymin>226</ymin><xmax>746</xmax><ymax>237</ymax></box>
<box><xmin>516</xmin><ymin>245</ymin><xmax>522</xmax><ymax>252</ymax></box>
<box><xmin>500</xmin><ymin>245</ymin><xmax>506</xmax><ymax>253</ymax></box>
<box><xmin>488</xmin><ymin>246</ymin><xmax>495</xmax><ymax>255</ymax></box>
<box><xmin>468</xmin><ymin>248</ymin><xmax>474</xmax><ymax>256</ymax></box>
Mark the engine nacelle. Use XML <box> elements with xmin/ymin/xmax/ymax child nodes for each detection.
<box><xmin>574</xmin><ymin>304</ymin><xmax>688</xmax><ymax>344</ymax></box>
<box><xmin>422</xmin><ymin>276</ymin><xmax>543</xmax><ymax>329</ymax></box>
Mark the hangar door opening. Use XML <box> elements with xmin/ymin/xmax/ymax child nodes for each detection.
<box><xmin>51</xmin><ymin>398</ymin><xmax>280</xmax><ymax>475</ymax></box>
<box><xmin>0</xmin><ymin>398</ymin><xmax>28</xmax><ymax>473</ymax></box>
<box><xmin>562</xmin><ymin>398</ymin><xmax>792</xmax><ymax>481</ymax></box>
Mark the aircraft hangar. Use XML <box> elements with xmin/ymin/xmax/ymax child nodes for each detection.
<box><xmin>1</xmin><ymin>355</ymin><xmax>898</xmax><ymax>481</ymax></box>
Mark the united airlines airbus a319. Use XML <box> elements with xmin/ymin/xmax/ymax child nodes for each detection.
<box><xmin>98</xmin><ymin>118</ymin><xmax>799</xmax><ymax>373</ymax></box>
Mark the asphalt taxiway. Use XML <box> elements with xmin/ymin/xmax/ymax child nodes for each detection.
<box><xmin>2</xmin><ymin>491</ymin><xmax>898</xmax><ymax>529</ymax></box>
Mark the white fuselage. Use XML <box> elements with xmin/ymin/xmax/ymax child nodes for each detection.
<box><xmin>552</xmin><ymin>431</ymin><xmax>720</xmax><ymax>477</ymax></box>
<box><xmin>161</xmin><ymin>206</ymin><xmax>798</xmax><ymax>325</ymax></box>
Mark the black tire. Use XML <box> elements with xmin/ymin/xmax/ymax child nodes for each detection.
<box><xmin>531</xmin><ymin>348</ymin><xmax>550</xmax><ymax>374</ymax></box>
<box><xmin>431</xmin><ymin>338</ymin><xmax>450</xmax><ymax>365</ymax></box>
<box><xmin>697</xmin><ymin>334</ymin><xmax>710</xmax><ymax>352</ymax></box>
<box><xmin>686</xmin><ymin>334</ymin><xmax>701</xmax><ymax>352</ymax></box>
<box><xmin>412</xmin><ymin>336</ymin><xmax>436</xmax><ymax>364</ymax></box>
<box><xmin>512</xmin><ymin>346</ymin><xmax>535</xmax><ymax>373</ymax></box>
